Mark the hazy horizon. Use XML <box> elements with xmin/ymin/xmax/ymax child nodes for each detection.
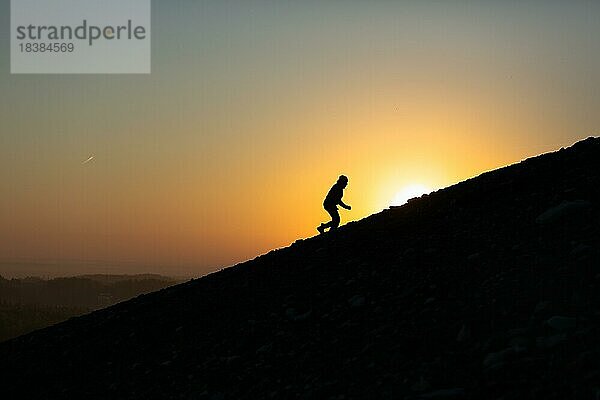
<box><xmin>2</xmin><ymin>1</ymin><xmax>600</xmax><ymax>277</ymax></box>
<box><xmin>0</xmin><ymin>260</ymin><xmax>196</xmax><ymax>279</ymax></box>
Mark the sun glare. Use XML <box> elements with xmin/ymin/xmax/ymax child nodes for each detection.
<box><xmin>391</xmin><ymin>184</ymin><xmax>431</xmax><ymax>206</ymax></box>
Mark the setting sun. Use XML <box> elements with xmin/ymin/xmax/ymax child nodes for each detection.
<box><xmin>391</xmin><ymin>184</ymin><xmax>432</xmax><ymax>207</ymax></box>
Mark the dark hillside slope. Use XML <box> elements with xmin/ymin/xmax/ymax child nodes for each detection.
<box><xmin>1</xmin><ymin>138</ymin><xmax>599</xmax><ymax>399</ymax></box>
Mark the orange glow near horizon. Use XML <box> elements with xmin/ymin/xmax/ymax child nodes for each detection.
<box><xmin>0</xmin><ymin>111</ymin><xmax>568</xmax><ymax>277</ymax></box>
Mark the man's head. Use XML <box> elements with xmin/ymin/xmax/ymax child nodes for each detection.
<box><xmin>337</xmin><ymin>175</ymin><xmax>348</xmax><ymax>187</ymax></box>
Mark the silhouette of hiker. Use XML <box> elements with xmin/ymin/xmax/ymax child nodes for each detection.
<box><xmin>317</xmin><ymin>175</ymin><xmax>351</xmax><ymax>234</ymax></box>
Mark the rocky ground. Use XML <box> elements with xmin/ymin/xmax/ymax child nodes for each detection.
<box><xmin>1</xmin><ymin>137</ymin><xmax>599</xmax><ymax>399</ymax></box>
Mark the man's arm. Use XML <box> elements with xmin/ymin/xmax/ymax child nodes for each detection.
<box><xmin>338</xmin><ymin>200</ymin><xmax>351</xmax><ymax>210</ymax></box>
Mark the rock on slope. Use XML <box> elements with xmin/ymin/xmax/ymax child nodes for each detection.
<box><xmin>1</xmin><ymin>138</ymin><xmax>599</xmax><ymax>400</ymax></box>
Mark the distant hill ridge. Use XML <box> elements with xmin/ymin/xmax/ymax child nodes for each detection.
<box><xmin>0</xmin><ymin>274</ymin><xmax>179</xmax><ymax>308</ymax></box>
<box><xmin>1</xmin><ymin>137</ymin><xmax>599</xmax><ymax>399</ymax></box>
<box><xmin>75</xmin><ymin>274</ymin><xmax>177</xmax><ymax>283</ymax></box>
<box><xmin>0</xmin><ymin>274</ymin><xmax>180</xmax><ymax>342</ymax></box>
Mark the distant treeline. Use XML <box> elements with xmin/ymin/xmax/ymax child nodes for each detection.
<box><xmin>0</xmin><ymin>274</ymin><xmax>181</xmax><ymax>342</ymax></box>
<box><xmin>0</xmin><ymin>302</ymin><xmax>87</xmax><ymax>343</ymax></box>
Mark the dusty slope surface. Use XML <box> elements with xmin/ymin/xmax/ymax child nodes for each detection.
<box><xmin>1</xmin><ymin>138</ymin><xmax>599</xmax><ymax>400</ymax></box>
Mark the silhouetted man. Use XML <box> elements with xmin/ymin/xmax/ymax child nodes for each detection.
<box><xmin>317</xmin><ymin>175</ymin><xmax>351</xmax><ymax>234</ymax></box>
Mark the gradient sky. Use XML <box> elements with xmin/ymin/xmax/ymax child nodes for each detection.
<box><xmin>1</xmin><ymin>1</ymin><xmax>599</xmax><ymax>277</ymax></box>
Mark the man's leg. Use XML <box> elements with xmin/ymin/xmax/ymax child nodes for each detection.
<box><xmin>317</xmin><ymin>209</ymin><xmax>329</xmax><ymax>233</ymax></box>
<box><xmin>330</xmin><ymin>208</ymin><xmax>340</xmax><ymax>229</ymax></box>
<box><xmin>325</xmin><ymin>207</ymin><xmax>340</xmax><ymax>230</ymax></box>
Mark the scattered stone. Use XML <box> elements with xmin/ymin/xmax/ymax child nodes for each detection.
<box><xmin>571</xmin><ymin>243</ymin><xmax>592</xmax><ymax>257</ymax></box>
<box><xmin>348</xmin><ymin>295</ymin><xmax>366</xmax><ymax>308</ymax></box>
<box><xmin>508</xmin><ymin>336</ymin><xmax>529</xmax><ymax>349</ymax></box>
<box><xmin>411</xmin><ymin>377</ymin><xmax>431</xmax><ymax>392</ymax></box>
<box><xmin>507</xmin><ymin>327</ymin><xmax>530</xmax><ymax>338</ymax></box>
<box><xmin>546</xmin><ymin>316</ymin><xmax>577</xmax><ymax>332</ymax></box>
<box><xmin>418</xmin><ymin>388</ymin><xmax>466</xmax><ymax>399</ymax></box>
<box><xmin>256</xmin><ymin>343</ymin><xmax>273</xmax><ymax>354</ymax></box>
<box><xmin>536</xmin><ymin>200</ymin><xmax>591</xmax><ymax>224</ymax></box>
<box><xmin>533</xmin><ymin>301</ymin><xmax>552</xmax><ymax>317</ymax></box>
<box><xmin>536</xmin><ymin>333</ymin><xmax>567</xmax><ymax>349</ymax></box>
<box><xmin>404</xmin><ymin>248</ymin><xmax>416</xmax><ymax>257</ymax></box>
<box><xmin>483</xmin><ymin>348</ymin><xmax>515</xmax><ymax>369</ymax></box>
<box><xmin>456</xmin><ymin>324</ymin><xmax>470</xmax><ymax>342</ymax></box>
<box><xmin>467</xmin><ymin>253</ymin><xmax>480</xmax><ymax>261</ymax></box>
<box><xmin>285</xmin><ymin>308</ymin><xmax>312</xmax><ymax>322</ymax></box>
